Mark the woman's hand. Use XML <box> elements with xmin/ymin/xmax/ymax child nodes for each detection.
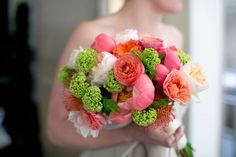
<box><xmin>125</xmin><ymin>123</ymin><xmax>185</xmax><ymax>147</ymax></box>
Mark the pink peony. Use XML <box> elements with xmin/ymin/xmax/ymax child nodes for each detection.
<box><xmin>154</xmin><ymin>64</ymin><xmax>170</xmax><ymax>86</ymax></box>
<box><xmin>140</xmin><ymin>36</ymin><xmax>164</xmax><ymax>51</ymax></box>
<box><xmin>127</xmin><ymin>74</ymin><xmax>155</xmax><ymax>110</ymax></box>
<box><xmin>91</xmin><ymin>33</ymin><xmax>115</xmax><ymax>53</ymax></box>
<box><xmin>164</xmin><ymin>47</ymin><xmax>181</xmax><ymax>71</ymax></box>
<box><xmin>109</xmin><ymin>92</ymin><xmax>133</xmax><ymax>124</ymax></box>
<box><xmin>109</xmin><ymin>104</ymin><xmax>132</xmax><ymax>124</ymax></box>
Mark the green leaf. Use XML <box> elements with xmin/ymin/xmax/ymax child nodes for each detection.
<box><xmin>176</xmin><ymin>141</ymin><xmax>194</xmax><ymax>157</ymax></box>
<box><xmin>158</xmin><ymin>54</ymin><xmax>165</xmax><ymax>60</ymax></box>
<box><xmin>150</xmin><ymin>99</ymin><xmax>169</xmax><ymax>108</ymax></box>
<box><xmin>131</xmin><ymin>50</ymin><xmax>143</xmax><ymax>59</ymax></box>
<box><xmin>102</xmin><ymin>97</ymin><xmax>119</xmax><ymax>116</ymax></box>
<box><xmin>147</xmin><ymin>67</ymin><xmax>157</xmax><ymax>78</ymax></box>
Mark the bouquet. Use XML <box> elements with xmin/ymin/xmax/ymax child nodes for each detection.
<box><xmin>58</xmin><ymin>29</ymin><xmax>208</xmax><ymax>157</ymax></box>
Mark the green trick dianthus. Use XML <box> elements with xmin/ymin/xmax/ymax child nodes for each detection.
<box><xmin>103</xmin><ymin>70</ymin><xmax>124</xmax><ymax>93</ymax></box>
<box><xmin>82</xmin><ymin>86</ymin><xmax>103</xmax><ymax>112</ymax></box>
<box><xmin>177</xmin><ymin>50</ymin><xmax>191</xmax><ymax>64</ymax></box>
<box><xmin>132</xmin><ymin>108</ymin><xmax>157</xmax><ymax>127</ymax></box>
<box><xmin>141</xmin><ymin>48</ymin><xmax>160</xmax><ymax>77</ymax></box>
<box><xmin>75</xmin><ymin>48</ymin><xmax>97</xmax><ymax>74</ymax></box>
<box><xmin>58</xmin><ymin>66</ymin><xmax>74</xmax><ymax>85</ymax></box>
<box><xmin>69</xmin><ymin>72</ymin><xmax>89</xmax><ymax>98</ymax></box>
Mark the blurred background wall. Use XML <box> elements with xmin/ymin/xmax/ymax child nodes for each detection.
<box><xmin>37</xmin><ymin>1</ymin><xmax>99</xmax><ymax>157</ymax></box>
<box><xmin>1</xmin><ymin>0</ymin><xmax>236</xmax><ymax>157</ymax></box>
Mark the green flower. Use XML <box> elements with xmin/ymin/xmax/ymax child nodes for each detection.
<box><xmin>75</xmin><ymin>48</ymin><xmax>97</xmax><ymax>74</ymax></box>
<box><xmin>69</xmin><ymin>72</ymin><xmax>89</xmax><ymax>98</ymax></box>
<box><xmin>132</xmin><ymin>108</ymin><xmax>157</xmax><ymax>127</ymax></box>
<box><xmin>177</xmin><ymin>50</ymin><xmax>191</xmax><ymax>64</ymax></box>
<box><xmin>103</xmin><ymin>70</ymin><xmax>124</xmax><ymax>93</ymax></box>
<box><xmin>141</xmin><ymin>48</ymin><xmax>160</xmax><ymax>77</ymax></box>
<box><xmin>58</xmin><ymin>66</ymin><xmax>74</xmax><ymax>85</ymax></box>
<box><xmin>82</xmin><ymin>86</ymin><xmax>103</xmax><ymax>112</ymax></box>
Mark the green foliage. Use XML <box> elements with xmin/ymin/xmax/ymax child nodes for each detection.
<box><xmin>176</xmin><ymin>142</ymin><xmax>194</xmax><ymax>157</ymax></box>
<box><xmin>58</xmin><ymin>66</ymin><xmax>74</xmax><ymax>85</ymax></box>
<box><xmin>102</xmin><ymin>97</ymin><xmax>119</xmax><ymax>116</ymax></box>
<box><xmin>150</xmin><ymin>99</ymin><xmax>170</xmax><ymax>108</ymax></box>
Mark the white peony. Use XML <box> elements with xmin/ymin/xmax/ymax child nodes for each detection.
<box><xmin>67</xmin><ymin>47</ymin><xmax>83</xmax><ymax>69</ymax></box>
<box><xmin>88</xmin><ymin>52</ymin><xmax>117</xmax><ymax>86</ymax></box>
<box><xmin>68</xmin><ymin>111</ymin><xmax>99</xmax><ymax>138</ymax></box>
<box><xmin>115</xmin><ymin>29</ymin><xmax>139</xmax><ymax>44</ymax></box>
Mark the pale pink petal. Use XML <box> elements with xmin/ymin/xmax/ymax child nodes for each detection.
<box><xmin>109</xmin><ymin>109</ymin><xmax>132</xmax><ymax>124</ymax></box>
<box><xmin>68</xmin><ymin>110</ymin><xmax>106</xmax><ymax>138</ymax></box>
<box><xmin>140</xmin><ymin>36</ymin><xmax>163</xmax><ymax>50</ymax></box>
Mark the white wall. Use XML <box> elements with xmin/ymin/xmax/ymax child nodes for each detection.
<box><xmin>189</xmin><ymin>0</ymin><xmax>224</xmax><ymax>157</ymax></box>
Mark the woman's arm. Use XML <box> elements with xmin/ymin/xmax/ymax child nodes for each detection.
<box><xmin>46</xmin><ymin>23</ymin><xmax>136</xmax><ymax>150</ymax></box>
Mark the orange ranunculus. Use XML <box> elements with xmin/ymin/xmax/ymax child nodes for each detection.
<box><xmin>114</xmin><ymin>54</ymin><xmax>144</xmax><ymax>86</ymax></box>
<box><xmin>163</xmin><ymin>69</ymin><xmax>191</xmax><ymax>105</ymax></box>
<box><xmin>112</xmin><ymin>40</ymin><xmax>142</xmax><ymax>58</ymax></box>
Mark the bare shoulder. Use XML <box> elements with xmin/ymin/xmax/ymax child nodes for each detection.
<box><xmin>71</xmin><ymin>21</ymin><xmax>103</xmax><ymax>47</ymax></box>
<box><xmin>68</xmin><ymin>16</ymin><xmax>116</xmax><ymax>48</ymax></box>
<box><xmin>163</xmin><ymin>24</ymin><xmax>184</xmax><ymax>49</ymax></box>
<box><xmin>59</xmin><ymin>20</ymin><xmax>111</xmax><ymax>65</ymax></box>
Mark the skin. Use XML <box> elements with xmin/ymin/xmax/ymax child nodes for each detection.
<box><xmin>47</xmin><ymin>0</ymin><xmax>184</xmax><ymax>150</ymax></box>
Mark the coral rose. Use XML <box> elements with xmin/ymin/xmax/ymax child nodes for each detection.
<box><xmin>163</xmin><ymin>69</ymin><xmax>191</xmax><ymax>105</ymax></box>
<box><xmin>114</xmin><ymin>54</ymin><xmax>144</xmax><ymax>86</ymax></box>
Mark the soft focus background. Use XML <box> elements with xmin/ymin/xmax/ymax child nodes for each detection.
<box><xmin>0</xmin><ymin>0</ymin><xmax>235</xmax><ymax>157</ymax></box>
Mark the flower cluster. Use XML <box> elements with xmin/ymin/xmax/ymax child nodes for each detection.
<box><xmin>58</xmin><ymin>29</ymin><xmax>208</xmax><ymax>156</ymax></box>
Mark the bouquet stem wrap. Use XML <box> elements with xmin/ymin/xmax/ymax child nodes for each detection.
<box><xmin>146</xmin><ymin>119</ymin><xmax>193</xmax><ymax>157</ymax></box>
<box><xmin>166</xmin><ymin>119</ymin><xmax>194</xmax><ymax>157</ymax></box>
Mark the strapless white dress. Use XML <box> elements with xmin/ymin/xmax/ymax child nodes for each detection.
<box><xmin>80</xmin><ymin>102</ymin><xmax>186</xmax><ymax>157</ymax></box>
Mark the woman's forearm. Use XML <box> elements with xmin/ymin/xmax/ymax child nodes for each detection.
<box><xmin>47</xmin><ymin>117</ymin><xmax>134</xmax><ymax>150</ymax></box>
<box><xmin>47</xmin><ymin>80</ymin><xmax>134</xmax><ymax>150</ymax></box>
